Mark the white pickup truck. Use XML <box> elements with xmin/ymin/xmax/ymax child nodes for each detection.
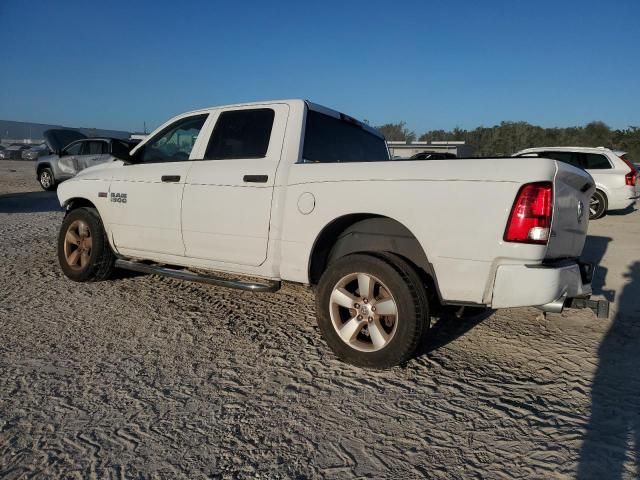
<box><xmin>56</xmin><ymin>100</ymin><xmax>603</xmax><ymax>368</ymax></box>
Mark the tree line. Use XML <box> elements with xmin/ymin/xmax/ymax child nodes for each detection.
<box><xmin>374</xmin><ymin>121</ymin><xmax>640</xmax><ymax>160</ymax></box>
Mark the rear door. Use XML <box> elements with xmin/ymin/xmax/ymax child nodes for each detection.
<box><xmin>181</xmin><ymin>104</ymin><xmax>289</xmax><ymax>266</ymax></box>
<box><xmin>546</xmin><ymin>162</ymin><xmax>595</xmax><ymax>259</ymax></box>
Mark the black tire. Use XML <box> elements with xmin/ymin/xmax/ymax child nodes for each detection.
<box><xmin>38</xmin><ymin>167</ymin><xmax>56</xmax><ymax>191</ymax></box>
<box><xmin>589</xmin><ymin>190</ymin><xmax>607</xmax><ymax>220</ymax></box>
<box><xmin>316</xmin><ymin>253</ymin><xmax>428</xmax><ymax>369</ymax></box>
<box><xmin>57</xmin><ymin>207</ymin><xmax>115</xmax><ymax>282</ymax></box>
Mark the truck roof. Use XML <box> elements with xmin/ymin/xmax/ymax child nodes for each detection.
<box><xmin>180</xmin><ymin>99</ymin><xmax>384</xmax><ymax>139</ymax></box>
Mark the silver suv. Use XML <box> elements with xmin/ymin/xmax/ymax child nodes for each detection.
<box><xmin>36</xmin><ymin>129</ymin><xmax>135</xmax><ymax>191</ymax></box>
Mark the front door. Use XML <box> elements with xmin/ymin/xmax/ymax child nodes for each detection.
<box><xmin>108</xmin><ymin>114</ymin><xmax>209</xmax><ymax>256</ymax></box>
<box><xmin>181</xmin><ymin>104</ymin><xmax>289</xmax><ymax>266</ymax></box>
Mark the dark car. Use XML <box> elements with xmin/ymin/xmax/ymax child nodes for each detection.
<box><xmin>0</xmin><ymin>143</ymin><xmax>31</xmax><ymax>159</ymax></box>
<box><xmin>22</xmin><ymin>143</ymin><xmax>50</xmax><ymax>160</ymax></box>
<box><xmin>408</xmin><ymin>151</ymin><xmax>457</xmax><ymax>160</ymax></box>
<box><xmin>36</xmin><ymin>130</ymin><xmax>136</xmax><ymax>190</ymax></box>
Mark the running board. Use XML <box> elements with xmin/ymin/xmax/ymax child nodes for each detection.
<box><xmin>114</xmin><ymin>259</ymin><xmax>281</xmax><ymax>293</ymax></box>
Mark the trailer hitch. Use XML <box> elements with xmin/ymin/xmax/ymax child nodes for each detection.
<box><xmin>566</xmin><ymin>297</ymin><xmax>610</xmax><ymax>319</ymax></box>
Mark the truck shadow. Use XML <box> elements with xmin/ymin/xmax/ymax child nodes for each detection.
<box><xmin>0</xmin><ymin>191</ymin><xmax>62</xmax><ymax>214</ymax></box>
<box><xmin>577</xmin><ymin>261</ymin><xmax>640</xmax><ymax>478</ymax></box>
<box><xmin>416</xmin><ymin>307</ymin><xmax>495</xmax><ymax>357</ymax></box>
<box><xmin>581</xmin><ymin>235</ymin><xmax>614</xmax><ymax>302</ymax></box>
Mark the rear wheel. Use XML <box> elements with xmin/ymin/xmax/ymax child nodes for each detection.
<box><xmin>58</xmin><ymin>207</ymin><xmax>115</xmax><ymax>282</ymax></box>
<box><xmin>316</xmin><ymin>253</ymin><xmax>428</xmax><ymax>369</ymax></box>
<box><xmin>589</xmin><ymin>190</ymin><xmax>607</xmax><ymax>220</ymax></box>
<box><xmin>38</xmin><ymin>167</ymin><xmax>56</xmax><ymax>191</ymax></box>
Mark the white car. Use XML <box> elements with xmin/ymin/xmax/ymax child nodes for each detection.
<box><xmin>514</xmin><ymin>147</ymin><xmax>639</xmax><ymax>220</ymax></box>
<box><xmin>55</xmin><ymin>100</ymin><xmax>602</xmax><ymax>368</ymax></box>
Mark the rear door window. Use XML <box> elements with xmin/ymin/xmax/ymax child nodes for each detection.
<box><xmin>581</xmin><ymin>153</ymin><xmax>611</xmax><ymax>169</ymax></box>
<box><xmin>204</xmin><ymin>109</ymin><xmax>275</xmax><ymax>160</ymax></box>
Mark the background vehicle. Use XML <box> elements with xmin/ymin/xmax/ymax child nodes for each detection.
<box><xmin>55</xmin><ymin>100</ymin><xmax>600</xmax><ymax>368</ymax></box>
<box><xmin>22</xmin><ymin>143</ymin><xmax>50</xmax><ymax>160</ymax></box>
<box><xmin>0</xmin><ymin>143</ymin><xmax>30</xmax><ymax>159</ymax></box>
<box><xmin>408</xmin><ymin>151</ymin><xmax>457</xmax><ymax>160</ymax></box>
<box><xmin>36</xmin><ymin>130</ymin><xmax>136</xmax><ymax>191</ymax></box>
<box><xmin>515</xmin><ymin>147</ymin><xmax>638</xmax><ymax>220</ymax></box>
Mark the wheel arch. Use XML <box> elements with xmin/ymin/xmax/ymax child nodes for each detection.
<box><xmin>63</xmin><ymin>197</ymin><xmax>98</xmax><ymax>213</ymax></box>
<box><xmin>308</xmin><ymin>214</ymin><xmax>442</xmax><ymax>303</ymax></box>
<box><xmin>36</xmin><ymin>162</ymin><xmax>52</xmax><ymax>174</ymax></box>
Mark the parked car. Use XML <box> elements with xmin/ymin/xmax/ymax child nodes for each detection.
<box><xmin>22</xmin><ymin>143</ymin><xmax>50</xmax><ymax>160</ymax></box>
<box><xmin>55</xmin><ymin>99</ymin><xmax>602</xmax><ymax>369</ymax></box>
<box><xmin>408</xmin><ymin>151</ymin><xmax>457</xmax><ymax>160</ymax></box>
<box><xmin>36</xmin><ymin>129</ymin><xmax>135</xmax><ymax>191</ymax></box>
<box><xmin>514</xmin><ymin>147</ymin><xmax>639</xmax><ymax>220</ymax></box>
<box><xmin>0</xmin><ymin>143</ymin><xmax>31</xmax><ymax>159</ymax></box>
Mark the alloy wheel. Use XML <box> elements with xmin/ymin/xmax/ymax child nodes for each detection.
<box><xmin>63</xmin><ymin>220</ymin><xmax>93</xmax><ymax>270</ymax></box>
<box><xmin>329</xmin><ymin>272</ymin><xmax>398</xmax><ymax>352</ymax></box>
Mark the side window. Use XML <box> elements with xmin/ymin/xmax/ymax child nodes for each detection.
<box><xmin>542</xmin><ymin>151</ymin><xmax>581</xmax><ymax>168</ymax></box>
<box><xmin>86</xmin><ymin>141</ymin><xmax>107</xmax><ymax>155</ymax></box>
<box><xmin>204</xmin><ymin>109</ymin><xmax>274</xmax><ymax>160</ymax></box>
<box><xmin>64</xmin><ymin>142</ymin><xmax>83</xmax><ymax>156</ymax></box>
<box><xmin>582</xmin><ymin>153</ymin><xmax>611</xmax><ymax>170</ymax></box>
<box><xmin>139</xmin><ymin>114</ymin><xmax>208</xmax><ymax>163</ymax></box>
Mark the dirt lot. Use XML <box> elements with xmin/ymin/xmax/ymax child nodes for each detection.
<box><xmin>1</xmin><ymin>160</ymin><xmax>639</xmax><ymax>479</ymax></box>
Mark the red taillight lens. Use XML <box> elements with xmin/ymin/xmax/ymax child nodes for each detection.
<box><xmin>504</xmin><ymin>182</ymin><xmax>553</xmax><ymax>244</ymax></box>
<box><xmin>619</xmin><ymin>155</ymin><xmax>638</xmax><ymax>186</ymax></box>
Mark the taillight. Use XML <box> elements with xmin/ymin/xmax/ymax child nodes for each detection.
<box><xmin>504</xmin><ymin>182</ymin><xmax>553</xmax><ymax>244</ymax></box>
<box><xmin>619</xmin><ymin>155</ymin><xmax>638</xmax><ymax>186</ymax></box>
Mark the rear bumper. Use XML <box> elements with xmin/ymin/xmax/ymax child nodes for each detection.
<box><xmin>607</xmin><ymin>185</ymin><xmax>638</xmax><ymax>210</ymax></box>
<box><xmin>491</xmin><ymin>261</ymin><xmax>591</xmax><ymax>309</ymax></box>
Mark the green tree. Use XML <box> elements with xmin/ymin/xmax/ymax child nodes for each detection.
<box><xmin>375</xmin><ymin>122</ymin><xmax>416</xmax><ymax>143</ymax></box>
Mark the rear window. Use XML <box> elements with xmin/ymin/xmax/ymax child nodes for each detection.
<box><xmin>303</xmin><ymin>110</ymin><xmax>389</xmax><ymax>163</ymax></box>
<box><xmin>582</xmin><ymin>153</ymin><xmax>611</xmax><ymax>169</ymax></box>
<box><xmin>205</xmin><ymin>109</ymin><xmax>274</xmax><ymax>160</ymax></box>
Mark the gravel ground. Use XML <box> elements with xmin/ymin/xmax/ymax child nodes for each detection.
<box><xmin>1</xmin><ymin>160</ymin><xmax>639</xmax><ymax>479</ymax></box>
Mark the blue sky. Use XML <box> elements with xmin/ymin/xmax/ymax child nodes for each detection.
<box><xmin>0</xmin><ymin>0</ymin><xmax>638</xmax><ymax>134</ymax></box>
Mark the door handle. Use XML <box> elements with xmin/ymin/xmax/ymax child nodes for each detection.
<box><xmin>161</xmin><ymin>175</ymin><xmax>181</xmax><ymax>182</ymax></box>
<box><xmin>243</xmin><ymin>175</ymin><xmax>268</xmax><ymax>183</ymax></box>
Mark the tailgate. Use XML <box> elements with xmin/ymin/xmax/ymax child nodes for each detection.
<box><xmin>545</xmin><ymin>162</ymin><xmax>595</xmax><ymax>259</ymax></box>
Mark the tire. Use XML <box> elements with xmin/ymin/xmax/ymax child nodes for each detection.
<box><xmin>38</xmin><ymin>167</ymin><xmax>56</xmax><ymax>191</ymax></box>
<box><xmin>316</xmin><ymin>253</ymin><xmax>428</xmax><ymax>369</ymax></box>
<box><xmin>57</xmin><ymin>207</ymin><xmax>115</xmax><ymax>282</ymax></box>
<box><xmin>589</xmin><ymin>190</ymin><xmax>607</xmax><ymax>220</ymax></box>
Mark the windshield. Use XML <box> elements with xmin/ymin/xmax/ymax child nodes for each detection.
<box><xmin>303</xmin><ymin>110</ymin><xmax>389</xmax><ymax>163</ymax></box>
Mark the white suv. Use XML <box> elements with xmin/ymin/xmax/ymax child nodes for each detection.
<box><xmin>515</xmin><ymin>147</ymin><xmax>639</xmax><ymax>219</ymax></box>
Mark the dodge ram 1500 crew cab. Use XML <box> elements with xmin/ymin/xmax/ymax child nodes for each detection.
<box><xmin>56</xmin><ymin>99</ymin><xmax>601</xmax><ymax>368</ymax></box>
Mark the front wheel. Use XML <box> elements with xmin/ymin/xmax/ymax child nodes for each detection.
<box><xmin>315</xmin><ymin>253</ymin><xmax>428</xmax><ymax>369</ymax></box>
<box><xmin>589</xmin><ymin>190</ymin><xmax>607</xmax><ymax>220</ymax></box>
<box><xmin>57</xmin><ymin>207</ymin><xmax>115</xmax><ymax>282</ymax></box>
<box><xmin>38</xmin><ymin>167</ymin><xmax>56</xmax><ymax>191</ymax></box>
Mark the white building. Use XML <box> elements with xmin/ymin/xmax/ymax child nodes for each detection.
<box><xmin>387</xmin><ymin>140</ymin><xmax>474</xmax><ymax>159</ymax></box>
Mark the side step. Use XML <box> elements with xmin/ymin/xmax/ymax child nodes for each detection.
<box><xmin>114</xmin><ymin>259</ymin><xmax>281</xmax><ymax>293</ymax></box>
